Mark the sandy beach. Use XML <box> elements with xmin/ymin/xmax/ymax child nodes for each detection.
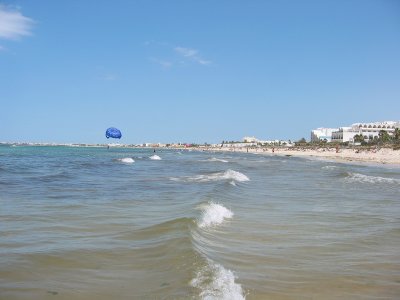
<box><xmin>196</xmin><ymin>146</ymin><xmax>400</xmax><ymax>165</ymax></box>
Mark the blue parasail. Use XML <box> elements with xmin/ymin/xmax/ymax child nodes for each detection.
<box><xmin>105</xmin><ymin>127</ymin><xmax>122</xmax><ymax>139</ymax></box>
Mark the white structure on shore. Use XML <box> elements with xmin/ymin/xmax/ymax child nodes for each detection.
<box><xmin>331</xmin><ymin>121</ymin><xmax>400</xmax><ymax>143</ymax></box>
<box><xmin>310</xmin><ymin>128</ymin><xmax>338</xmax><ymax>142</ymax></box>
<box><xmin>242</xmin><ymin>137</ymin><xmax>293</xmax><ymax>146</ymax></box>
<box><xmin>243</xmin><ymin>136</ymin><xmax>258</xmax><ymax>143</ymax></box>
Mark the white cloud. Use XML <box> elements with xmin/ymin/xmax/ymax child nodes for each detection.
<box><xmin>149</xmin><ymin>57</ymin><xmax>173</xmax><ymax>68</ymax></box>
<box><xmin>174</xmin><ymin>46</ymin><xmax>211</xmax><ymax>65</ymax></box>
<box><xmin>145</xmin><ymin>41</ymin><xmax>212</xmax><ymax>68</ymax></box>
<box><xmin>175</xmin><ymin>47</ymin><xmax>198</xmax><ymax>57</ymax></box>
<box><xmin>198</xmin><ymin>59</ymin><xmax>211</xmax><ymax>65</ymax></box>
<box><xmin>0</xmin><ymin>5</ymin><xmax>34</xmax><ymax>40</ymax></box>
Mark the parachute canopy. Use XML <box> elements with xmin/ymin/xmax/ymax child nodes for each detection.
<box><xmin>105</xmin><ymin>127</ymin><xmax>122</xmax><ymax>139</ymax></box>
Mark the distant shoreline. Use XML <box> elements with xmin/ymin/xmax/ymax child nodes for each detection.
<box><xmin>3</xmin><ymin>142</ymin><xmax>400</xmax><ymax>166</ymax></box>
<box><xmin>201</xmin><ymin>146</ymin><xmax>400</xmax><ymax>166</ymax></box>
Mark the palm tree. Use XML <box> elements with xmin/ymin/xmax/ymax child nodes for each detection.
<box><xmin>394</xmin><ymin>128</ymin><xmax>400</xmax><ymax>141</ymax></box>
<box><xmin>378</xmin><ymin>130</ymin><xmax>390</xmax><ymax>143</ymax></box>
<box><xmin>353</xmin><ymin>134</ymin><xmax>364</xmax><ymax>143</ymax></box>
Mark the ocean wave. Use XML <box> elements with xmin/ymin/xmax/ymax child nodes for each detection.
<box><xmin>191</xmin><ymin>259</ymin><xmax>245</xmax><ymax>300</ymax></box>
<box><xmin>345</xmin><ymin>172</ymin><xmax>400</xmax><ymax>184</ymax></box>
<box><xmin>118</xmin><ymin>157</ymin><xmax>135</xmax><ymax>164</ymax></box>
<box><xmin>34</xmin><ymin>172</ymin><xmax>72</xmax><ymax>182</ymax></box>
<box><xmin>201</xmin><ymin>158</ymin><xmax>229</xmax><ymax>163</ymax></box>
<box><xmin>198</xmin><ymin>202</ymin><xmax>233</xmax><ymax>228</ymax></box>
<box><xmin>149</xmin><ymin>155</ymin><xmax>162</xmax><ymax>160</ymax></box>
<box><xmin>171</xmin><ymin>170</ymin><xmax>249</xmax><ymax>183</ymax></box>
<box><xmin>322</xmin><ymin>165</ymin><xmax>338</xmax><ymax>170</ymax></box>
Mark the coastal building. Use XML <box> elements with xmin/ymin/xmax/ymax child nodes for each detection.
<box><xmin>331</xmin><ymin>121</ymin><xmax>400</xmax><ymax>143</ymax></box>
<box><xmin>310</xmin><ymin>128</ymin><xmax>338</xmax><ymax>142</ymax></box>
<box><xmin>331</xmin><ymin>127</ymin><xmax>355</xmax><ymax>143</ymax></box>
<box><xmin>243</xmin><ymin>136</ymin><xmax>258</xmax><ymax>143</ymax></box>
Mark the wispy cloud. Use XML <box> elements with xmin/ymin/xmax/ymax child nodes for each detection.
<box><xmin>144</xmin><ymin>41</ymin><xmax>211</xmax><ymax>68</ymax></box>
<box><xmin>0</xmin><ymin>5</ymin><xmax>34</xmax><ymax>40</ymax></box>
<box><xmin>174</xmin><ymin>46</ymin><xmax>211</xmax><ymax>65</ymax></box>
<box><xmin>150</xmin><ymin>58</ymin><xmax>173</xmax><ymax>68</ymax></box>
<box><xmin>175</xmin><ymin>47</ymin><xmax>198</xmax><ymax>58</ymax></box>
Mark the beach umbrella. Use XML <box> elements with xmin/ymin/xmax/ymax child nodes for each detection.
<box><xmin>105</xmin><ymin>127</ymin><xmax>122</xmax><ymax>139</ymax></box>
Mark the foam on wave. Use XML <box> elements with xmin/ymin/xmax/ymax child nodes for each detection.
<box><xmin>203</xmin><ymin>157</ymin><xmax>229</xmax><ymax>163</ymax></box>
<box><xmin>149</xmin><ymin>155</ymin><xmax>162</xmax><ymax>160</ymax></box>
<box><xmin>172</xmin><ymin>170</ymin><xmax>249</xmax><ymax>183</ymax></box>
<box><xmin>346</xmin><ymin>172</ymin><xmax>400</xmax><ymax>184</ymax></box>
<box><xmin>198</xmin><ymin>202</ymin><xmax>233</xmax><ymax>228</ymax></box>
<box><xmin>191</xmin><ymin>260</ymin><xmax>245</xmax><ymax>300</ymax></box>
<box><xmin>119</xmin><ymin>157</ymin><xmax>135</xmax><ymax>164</ymax></box>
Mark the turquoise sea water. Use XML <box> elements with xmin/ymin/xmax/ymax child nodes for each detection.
<box><xmin>0</xmin><ymin>145</ymin><xmax>399</xmax><ymax>299</ymax></box>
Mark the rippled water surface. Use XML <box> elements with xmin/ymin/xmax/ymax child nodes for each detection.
<box><xmin>1</xmin><ymin>146</ymin><xmax>399</xmax><ymax>299</ymax></box>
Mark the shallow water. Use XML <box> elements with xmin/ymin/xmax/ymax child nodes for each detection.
<box><xmin>0</xmin><ymin>146</ymin><xmax>399</xmax><ymax>299</ymax></box>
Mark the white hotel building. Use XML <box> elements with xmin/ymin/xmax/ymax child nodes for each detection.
<box><xmin>310</xmin><ymin>128</ymin><xmax>338</xmax><ymax>142</ymax></box>
<box><xmin>331</xmin><ymin>121</ymin><xmax>400</xmax><ymax>143</ymax></box>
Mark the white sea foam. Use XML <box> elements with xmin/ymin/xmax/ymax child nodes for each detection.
<box><xmin>119</xmin><ymin>157</ymin><xmax>134</xmax><ymax>164</ymax></box>
<box><xmin>202</xmin><ymin>157</ymin><xmax>229</xmax><ymax>163</ymax></box>
<box><xmin>191</xmin><ymin>260</ymin><xmax>245</xmax><ymax>300</ymax></box>
<box><xmin>198</xmin><ymin>202</ymin><xmax>233</xmax><ymax>228</ymax></box>
<box><xmin>149</xmin><ymin>155</ymin><xmax>161</xmax><ymax>160</ymax></box>
<box><xmin>346</xmin><ymin>172</ymin><xmax>400</xmax><ymax>184</ymax></box>
<box><xmin>174</xmin><ymin>170</ymin><xmax>249</xmax><ymax>183</ymax></box>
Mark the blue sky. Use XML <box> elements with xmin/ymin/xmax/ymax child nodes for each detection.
<box><xmin>1</xmin><ymin>0</ymin><xmax>399</xmax><ymax>144</ymax></box>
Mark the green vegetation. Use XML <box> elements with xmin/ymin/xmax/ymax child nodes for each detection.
<box><xmin>353</xmin><ymin>134</ymin><xmax>364</xmax><ymax>143</ymax></box>
<box><xmin>378</xmin><ymin>130</ymin><xmax>390</xmax><ymax>142</ymax></box>
<box><xmin>294</xmin><ymin>128</ymin><xmax>399</xmax><ymax>150</ymax></box>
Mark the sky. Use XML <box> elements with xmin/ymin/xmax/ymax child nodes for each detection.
<box><xmin>1</xmin><ymin>0</ymin><xmax>399</xmax><ymax>144</ymax></box>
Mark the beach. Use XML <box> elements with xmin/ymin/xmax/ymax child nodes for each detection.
<box><xmin>197</xmin><ymin>146</ymin><xmax>400</xmax><ymax>166</ymax></box>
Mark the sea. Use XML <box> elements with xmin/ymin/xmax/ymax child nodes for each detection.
<box><xmin>0</xmin><ymin>145</ymin><xmax>399</xmax><ymax>300</ymax></box>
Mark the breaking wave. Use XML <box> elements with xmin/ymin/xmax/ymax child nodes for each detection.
<box><xmin>191</xmin><ymin>259</ymin><xmax>245</xmax><ymax>300</ymax></box>
<box><xmin>202</xmin><ymin>157</ymin><xmax>229</xmax><ymax>163</ymax></box>
<box><xmin>118</xmin><ymin>157</ymin><xmax>135</xmax><ymax>164</ymax></box>
<box><xmin>171</xmin><ymin>170</ymin><xmax>249</xmax><ymax>183</ymax></box>
<box><xmin>191</xmin><ymin>202</ymin><xmax>243</xmax><ymax>298</ymax></box>
<box><xmin>149</xmin><ymin>155</ymin><xmax>162</xmax><ymax>160</ymax></box>
<box><xmin>197</xmin><ymin>202</ymin><xmax>234</xmax><ymax>228</ymax></box>
<box><xmin>345</xmin><ymin>172</ymin><xmax>400</xmax><ymax>184</ymax></box>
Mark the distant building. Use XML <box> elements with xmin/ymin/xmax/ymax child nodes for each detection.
<box><xmin>331</xmin><ymin>121</ymin><xmax>400</xmax><ymax>143</ymax></box>
<box><xmin>331</xmin><ymin>127</ymin><xmax>354</xmax><ymax>143</ymax></box>
<box><xmin>242</xmin><ymin>136</ymin><xmax>293</xmax><ymax>146</ymax></box>
<box><xmin>310</xmin><ymin>128</ymin><xmax>338</xmax><ymax>142</ymax></box>
<box><xmin>243</xmin><ymin>136</ymin><xmax>258</xmax><ymax>143</ymax></box>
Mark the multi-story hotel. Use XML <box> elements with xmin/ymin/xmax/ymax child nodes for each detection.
<box><xmin>310</xmin><ymin>128</ymin><xmax>338</xmax><ymax>142</ymax></box>
<box><xmin>331</xmin><ymin>121</ymin><xmax>400</xmax><ymax>143</ymax></box>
